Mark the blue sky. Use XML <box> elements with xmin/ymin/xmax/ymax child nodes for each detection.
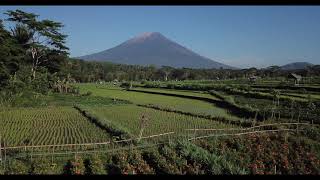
<box><xmin>0</xmin><ymin>6</ymin><xmax>320</xmax><ymax>68</ymax></box>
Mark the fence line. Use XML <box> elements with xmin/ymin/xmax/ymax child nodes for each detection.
<box><xmin>12</xmin><ymin>142</ymin><xmax>167</xmax><ymax>158</ymax></box>
<box><xmin>184</xmin><ymin>122</ymin><xmax>310</xmax><ymax>131</ymax></box>
<box><xmin>0</xmin><ymin>123</ymin><xmax>310</xmax><ymax>162</ymax></box>
<box><xmin>0</xmin><ymin>123</ymin><xmax>307</xmax><ymax>151</ymax></box>
<box><xmin>0</xmin><ymin>131</ymin><xmax>174</xmax><ymax>151</ymax></box>
<box><xmin>3</xmin><ymin>128</ymin><xmax>301</xmax><ymax>159</ymax></box>
<box><xmin>188</xmin><ymin>128</ymin><xmax>302</xmax><ymax>141</ymax></box>
<box><xmin>0</xmin><ymin>126</ymin><xmax>305</xmax><ymax>163</ymax></box>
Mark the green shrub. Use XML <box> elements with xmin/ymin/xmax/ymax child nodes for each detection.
<box><xmin>84</xmin><ymin>156</ymin><xmax>106</xmax><ymax>175</ymax></box>
<box><xmin>5</xmin><ymin>159</ymin><xmax>29</xmax><ymax>175</ymax></box>
<box><xmin>82</xmin><ymin>91</ymin><xmax>92</xmax><ymax>96</ymax></box>
<box><xmin>175</xmin><ymin>140</ymin><xmax>248</xmax><ymax>175</ymax></box>
<box><xmin>29</xmin><ymin>158</ymin><xmax>55</xmax><ymax>175</ymax></box>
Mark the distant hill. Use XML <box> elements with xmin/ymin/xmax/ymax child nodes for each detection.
<box><xmin>280</xmin><ymin>62</ymin><xmax>314</xmax><ymax>70</ymax></box>
<box><xmin>77</xmin><ymin>32</ymin><xmax>235</xmax><ymax>69</ymax></box>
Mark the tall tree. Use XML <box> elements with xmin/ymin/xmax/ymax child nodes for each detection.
<box><xmin>160</xmin><ymin>66</ymin><xmax>174</xmax><ymax>81</ymax></box>
<box><xmin>5</xmin><ymin>10</ymin><xmax>69</xmax><ymax>79</ymax></box>
<box><xmin>0</xmin><ymin>19</ymin><xmax>23</xmax><ymax>89</ymax></box>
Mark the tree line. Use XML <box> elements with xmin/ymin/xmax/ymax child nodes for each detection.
<box><xmin>67</xmin><ymin>59</ymin><xmax>320</xmax><ymax>83</ymax></box>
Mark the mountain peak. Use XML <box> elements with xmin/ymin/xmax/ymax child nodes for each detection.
<box><xmin>139</xmin><ymin>32</ymin><xmax>162</xmax><ymax>37</ymax></box>
<box><xmin>127</xmin><ymin>32</ymin><xmax>165</xmax><ymax>44</ymax></box>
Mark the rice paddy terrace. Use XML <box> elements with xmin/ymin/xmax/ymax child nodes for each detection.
<box><xmin>0</xmin><ymin>81</ymin><xmax>319</xmax><ymax>175</ymax></box>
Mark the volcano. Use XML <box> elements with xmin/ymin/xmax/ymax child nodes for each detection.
<box><xmin>77</xmin><ymin>32</ymin><xmax>234</xmax><ymax>69</ymax></box>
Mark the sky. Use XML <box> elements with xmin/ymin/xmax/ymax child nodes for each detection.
<box><xmin>0</xmin><ymin>6</ymin><xmax>320</xmax><ymax>68</ymax></box>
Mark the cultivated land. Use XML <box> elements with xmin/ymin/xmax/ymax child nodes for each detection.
<box><xmin>0</xmin><ymin>80</ymin><xmax>320</xmax><ymax>175</ymax></box>
<box><xmin>1</xmin><ymin>8</ymin><xmax>319</xmax><ymax>175</ymax></box>
<box><xmin>78</xmin><ymin>83</ymin><xmax>239</xmax><ymax>120</ymax></box>
<box><xmin>82</xmin><ymin>104</ymin><xmax>235</xmax><ymax>137</ymax></box>
<box><xmin>0</xmin><ymin>107</ymin><xmax>111</xmax><ymax>146</ymax></box>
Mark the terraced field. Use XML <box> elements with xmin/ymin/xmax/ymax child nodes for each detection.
<box><xmin>0</xmin><ymin>83</ymin><xmax>319</xmax><ymax>175</ymax></box>
<box><xmin>78</xmin><ymin>84</ymin><xmax>239</xmax><ymax>120</ymax></box>
<box><xmin>81</xmin><ymin>104</ymin><xmax>236</xmax><ymax>138</ymax></box>
<box><xmin>132</xmin><ymin>87</ymin><xmax>220</xmax><ymax>100</ymax></box>
<box><xmin>0</xmin><ymin>107</ymin><xmax>110</xmax><ymax>146</ymax></box>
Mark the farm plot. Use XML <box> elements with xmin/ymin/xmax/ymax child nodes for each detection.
<box><xmin>81</xmin><ymin>104</ymin><xmax>236</xmax><ymax>138</ymax></box>
<box><xmin>132</xmin><ymin>87</ymin><xmax>220</xmax><ymax>100</ymax></box>
<box><xmin>0</xmin><ymin>107</ymin><xmax>110</xmax><ymax>146</ymax></box>
<box><xmin>78</xmin><ymin>84</ymin><xmax>239</xmax><ymax>120</ymax></box>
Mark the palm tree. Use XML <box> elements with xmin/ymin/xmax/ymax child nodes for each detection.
<box><xmin>11</xmin><ymin>24</ymin><xmax>33</xmax><ymax>48</ymax></box>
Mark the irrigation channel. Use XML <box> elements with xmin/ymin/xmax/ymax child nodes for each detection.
<box><xmin>0</xmin><ymin>122</ymin><xmax>311</xmax><ymax>169</ymax></box>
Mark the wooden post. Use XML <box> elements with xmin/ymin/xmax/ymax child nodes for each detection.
<box><xmin>285</xmin><ymin>131</ymin><xmax>288</xmax><ymax>143</ymax></box>
<box><xmin>4</xmin><ymin>141</ymin><xmax>6</xmax><ymax>171</ymax></box>
<box><xmin>193</xmin><ymin>124</ymin><xmax>197</xmax><ymax>142</ymax></box>
<box><xmin>254</xmin><ymin>111</ymin><xmax>258</xmax><ymax>126</ymax></box>
<box><xmin>130</xmin><ymin>139</ymin><xmax>133</xmax><ymax>153</ymax></box>
<box><xmin>0</xmin><ymin>134</ymin><xmax>2</xmax><ymax>166</ymax></box>
<box><xmin>93</xmin><ymin>140</ymin><xmax>96</xmax><ymax>158</ymax></box>
<box><xmin>74</xmin><ymin>153</ymin><xmax>77</xmax><ymax>174</ymax></box>
<box><xmin>30</xmin><ymin>139</ymin><xmax>33</xmax><ymax>162</ymax></box>
<box><xmin>76</xmin><ymin>143</ymin><xmax>78</xmax><ymax>156</ymax></box>
<box><xmin>112</xmin><ymin>140</ymin><xmax>114</xmax><ymax>155</ymax></box>
<box><xmin>296</xmin><ymin>118</ymin><xmax>299</xmax><ymax>134</ymax></box>
<box><xmin>52</xmin><ymin>137</ymin><xmax>55</xmax><ymax>164</ymax></box>
<box><xmin>0</xmin><ymin>134</ymin><xmax>3</xmax><ymax>170</ymax></box>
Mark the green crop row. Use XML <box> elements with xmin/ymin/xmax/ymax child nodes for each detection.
<box><xmin>74</xmin><ymin>105</ymin><xmax>132</xmax><ymax>141</ymax></box>
<box><xmin>138</xmin><ymin>104</ymin><xmax>254</xmax><ymax>128</ymax></box>
<box><xmin>77</xmin><ymin>84</ymin><xmax>239</xmax><ymax>120</ymax></box>
<box><xmin>80</xmin><ymin>104</ymin><xmax>236</xmax><ymax>138</ymax></box>
<box><xmin>0</xmin><ymin>107</ymin><xmax>110</xmax><ymax>146</ymax></box>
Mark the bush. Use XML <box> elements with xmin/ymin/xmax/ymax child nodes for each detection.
<box><xmin>29</xmin><ymin>158</ymin><xmax>55</xmax><ymax>175</ymax></box>
<box><xmin>175</xmin><ymin>140</ymin><xmax>247</xmax><ymax>175</ymax></box>
<box><xmin>84</xmin><ymin>156</ymin><xmax>106</xmax><ymax>175</ymax></box>
<box><xmin>82</xmin><ymin>91</ymin><xmax>92</xmax><ymax>96</ymax></box>
<box><xmin>63</xmin><ymin>156</ymin><xmax>85</xmax><ymax>175</ymax></box>
<box><xmin>31</xmin><ymin>68</ymin><xmax>51</xmax><ymax>95</ymax></box>
<box><xmin>120</xmin><ymin>82</ymin><xmax>130</xmax><ymax>88</ymax></box>
<box><xmin>5</xmin><ymin>159</ymin><xmax>29</xmax><ymax>175</ymax></box>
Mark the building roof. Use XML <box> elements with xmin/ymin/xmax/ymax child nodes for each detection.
<box><xmin>289</xmin><ymin>73</ymin><xmax>302</xmax><ymax>80</ymax></box>
<box><xmin>249</xmin><ymin>75</ymin><xmax>258</xmax><ymax>79</ymax></box>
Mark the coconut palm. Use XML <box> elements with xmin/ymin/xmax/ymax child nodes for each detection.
<box><xmin>11</xmin><ymin>24</ymin><xmax>33</xmax><ymax>48</ymax></box>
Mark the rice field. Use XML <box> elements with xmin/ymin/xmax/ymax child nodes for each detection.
<box><xmin>132</xmin><ymin>87</ymin><xmax>220</xmax><ymax>100</ymax></box>
<box><xmin>81</xmin><ymin>104</ymin><xmax>236</xmax><ymax>138</ymax></box>
<box><xmin>0</xmin><ymin>107</ymin><xmax>110</xmax><ymax>146</ymax></box>
<box><xmin>78</xmin><ymin>84</ymin><xmax>239</xmax><ymax>120</ymax></box>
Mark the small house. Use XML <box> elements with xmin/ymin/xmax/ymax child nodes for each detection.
<box><xmin>249</xmin><ymin>75</ymin><xmax>258</xmax><ymax>82</ymax></box>
<box><xmin>288</xmin><ymin>73</ymin><xmax>302</xmax><ymax>85</ymax></box>
<box><xmin>113</xmin><ymin>79</ymin><xmax>119</xmax><ymax>85</ymax></box>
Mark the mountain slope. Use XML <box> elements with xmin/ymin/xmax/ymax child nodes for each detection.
<box><xmin>280</xmin><ymin>62</ymin><xmax>314</xmax><ymax>70</ymax></box>
<box><xmin>77</xmin><ymin>32</ymin><xmax>234</xmax><ymax>69</ymax></box>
